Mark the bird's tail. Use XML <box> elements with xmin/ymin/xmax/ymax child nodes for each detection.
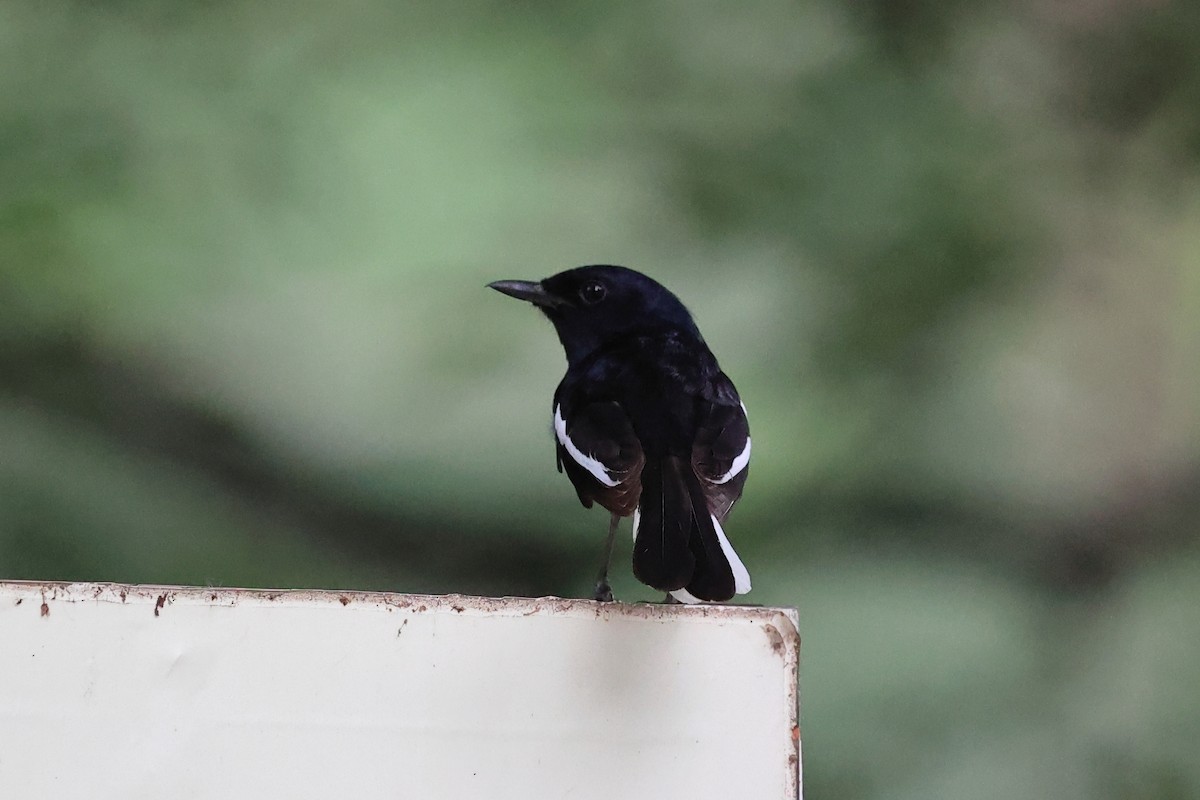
<box><xmin>632</xmin><ymin>456</ymin><xmax>752</xmax><ymax>602</ymax></box>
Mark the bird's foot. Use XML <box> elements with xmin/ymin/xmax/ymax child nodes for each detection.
<box><xmin>662</xmin><ymin>592</ymin><xmax>682</xmax><ymax>605</ymax></box>
<box><xmin>592</xmin><ymin>581</ymin><xmax>614</xmax><ymax>602</ymax></box>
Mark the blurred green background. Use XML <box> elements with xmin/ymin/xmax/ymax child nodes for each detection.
<box><xmin>3</xmin><ymin>0</ymin><xmax>1199</xmax><ymax>797</ymax></box>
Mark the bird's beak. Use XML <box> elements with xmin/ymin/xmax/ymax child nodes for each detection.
<box><xmin>487</xmin><ymin>280</ymin><xmax>566</xmax><ymax>308</ymax></box>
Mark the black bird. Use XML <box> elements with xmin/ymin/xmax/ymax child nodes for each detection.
<box><xmin>488</xmin><ymin>265</ymin><xmax>751</xmax><ymax>603</ymax></box>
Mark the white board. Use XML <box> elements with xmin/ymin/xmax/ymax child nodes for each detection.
<box><xmin>0</xmin><ymin>582</ymin><xmax>800</xmax><ymax>799</ymax></box>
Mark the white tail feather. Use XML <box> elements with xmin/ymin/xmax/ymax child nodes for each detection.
<box><xmin>712</xmin><ymin>514</ymin><xmax>752</xmax><ymax>595</ymax></box>
<box><xmin>668</xmin><ymin>515</ymin><xmax>751</xmax><ymax>603</ymax></box>
<box><xmin>670</xmin><ymin>588</ymin><xmax>702</xmax><ymax>604</ymax></box>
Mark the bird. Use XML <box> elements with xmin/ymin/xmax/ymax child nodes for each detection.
<box><xmin>488</xmin><ymin>265</ymin><xmax>752</xmax><ymax>603</ymax></box>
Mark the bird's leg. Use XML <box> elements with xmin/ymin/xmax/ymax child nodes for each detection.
<box><xmin>662</xmin><ymin>593</ymin><xmax>682</xmax><ymax>604</ymax></box>
<box><xmin>592</xmin><ymin>513</ymin><xmax>620</xmax><ymax>602</ymax></box>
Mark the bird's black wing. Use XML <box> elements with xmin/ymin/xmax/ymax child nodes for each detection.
<box><xmin>552</xmin><ymin>397</ymin><xmax>644</xmax><ymax>517</ymax></box>
<box><xmin>691</xmin><ymin>371</ymin><xmax>751</xmax><ymax>522</ymax></box>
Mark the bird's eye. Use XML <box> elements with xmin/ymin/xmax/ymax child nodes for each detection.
<box><xmin>579</xmin><ymin>281</ymin><xmax>607</xmax><ymax>305</ymax></box>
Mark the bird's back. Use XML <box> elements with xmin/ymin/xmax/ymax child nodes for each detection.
<box><xmin>558</xmin><ymin>327</ymin><xmax>722</xmax><ymax>458</ymax></box>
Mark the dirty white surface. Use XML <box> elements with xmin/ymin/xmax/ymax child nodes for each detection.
<box><xmin>0</xmin><ymin>582</ymin><xmax>800</xmax><ymax>799</ymax></box>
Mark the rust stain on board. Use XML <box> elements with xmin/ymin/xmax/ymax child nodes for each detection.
<box><xmin>339</xmin><ymin>596</ymin><xmax>350</xmax><ymax>606</ymax></box>
<box><xmin>40</xmin><ymin>602</ymin><xmax>49</xmax><ymax>617</ymax></box>
<box><xmin>154</xmin><ymin>594</ymin><xmax>166</xmax><ymax>617</ymax></box>
<box><xmin>762</xmin><ymin>622</ymin><xmax>785</xmax><ymax>656</ymax></box>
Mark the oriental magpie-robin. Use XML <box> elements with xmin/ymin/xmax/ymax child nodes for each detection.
<box><xmin>489</xmin><ymin>265</ymin><xmax>751</xmax><ymax>603</ymax></box>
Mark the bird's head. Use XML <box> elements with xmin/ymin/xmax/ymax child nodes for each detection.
<box><xmin>489</xmin><ymin>265</ymin><xmax>700</xmax><ymax>365</ymax></box>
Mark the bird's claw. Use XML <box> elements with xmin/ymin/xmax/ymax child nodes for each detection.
<box><xmin>592</xmin><ymin>582</ymin><xmax>614</xmax><ymax>602</ymax></box>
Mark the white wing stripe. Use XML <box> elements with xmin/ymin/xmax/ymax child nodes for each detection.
<box><xmin>713</xmin><ymin>436</ymin><xmax>751</xmax><ymax>484</ymax></box>
<box><xmin>553</xmin><ymin>405</ymin><xmax>619</xmax><ymax>487</ymax></box>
